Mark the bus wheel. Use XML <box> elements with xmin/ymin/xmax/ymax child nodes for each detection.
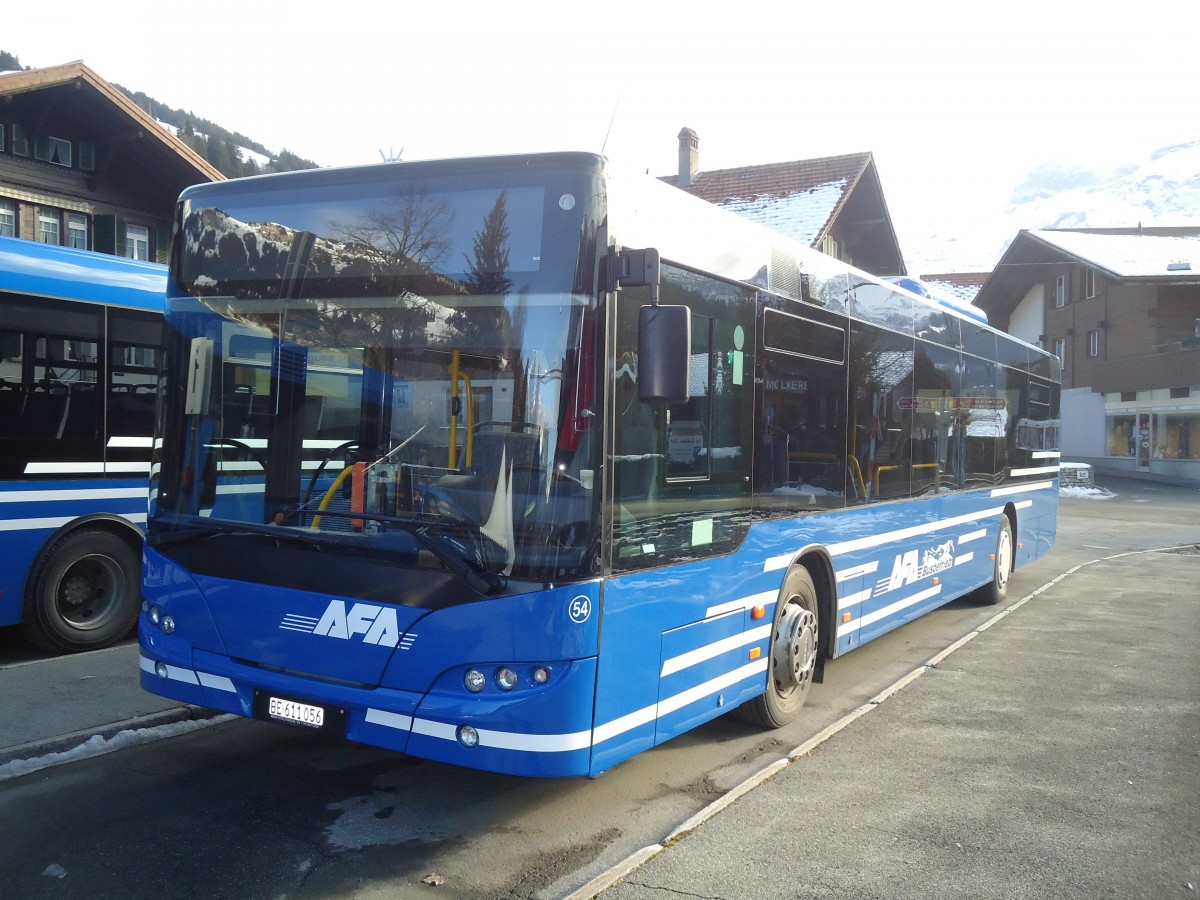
<box><xmin>739</xmin><ymin>566</ymin><xmax>819</xmax><ymax>728</ymax></box>
<box><xmin>976</xmin><ymin>515</ymin><xmax>1014</xmax><ymax>606</ymax></box>
<box><xmin>22</xmin><ymin>529</ymin><xmax>140</xmax><ymax>654</ymax></box>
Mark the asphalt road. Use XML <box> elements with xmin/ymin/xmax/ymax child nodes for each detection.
<box><xmin>0</xmin><ymin>476</ymin><xmax>1196</xmax><ymax>899</ymax></box>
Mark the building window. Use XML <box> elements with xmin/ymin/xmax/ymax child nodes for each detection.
<box><xmin>1084</xmin><ymin>268</ymin><xmax>1097</xmax><ymax>299</ymax></box>
<box><xmin>38</xmin><ymin>210</ymin><xmax>61</xmax><ymax>245</ymax></box>
<box><xmin>0</xmin><ymin>199</ymin><xmax>15</xmax><ymax>237</ymax></box>
<box><xmin>34</xmin><ymin>136</ymin><xmax>73</xmax><ymax>167</ymax></box>
<box><xmin>1154</xmin><ymin>413</ymin><xmax>1197</xmax><ymax>460</ymax></box>
<box><xmin>1055</xmin><ymin>274</ymin><xmax>1068</xmax><ymax>307</ymax></box>
<box><xmin>125</xmin><ymin>224</ymin><xmax>150</xmax><ymax>261</ymax></box>
<box><xmin>1106</xmin><ymin>414</ymin><xmax>1138</xmax><ymax>457</ymax></box>
<box><xmin>11</xmin><ymin>123</ymin><xmax>30</xmax><ymax>156</ymax></box>
<box><xmin>1120</xmin><ymin>390</ymin><xmax>1137</xmax><ymax>402</ymax></box>
<box><xmin>1053</xmin><ymin>337</ymin><xmax>1065</xmax><ymax>361</ymax></box>
<box><xmin>1088</xmin><ymin>329</ymin><xmax>1100</xmax><ymax>358</ymax></box>
<box><xmin>1170</xmin><ymin>387</ymin><xmax>1191</xmax><ymax>400</ymax></box>
<box><xmin>68</xmin><ymin>213</ymin><xmax>88</xmax><ymax>250</ymax></box>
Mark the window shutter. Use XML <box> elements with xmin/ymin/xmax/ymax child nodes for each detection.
<box><xmin>0</xmin><ymin>124</ymin><xmax>5</xmax><ymax>153</ymax></box>
<box><xmin>94</xmin><ymin>215</ymin><xmax>117</xmax><ymax>255</ymax></box>
<box><xmin>79</xmin><ymin>141</ymin><xmax>96</xmax><ymax>172</ymax></box>
<box><xmin>34</xmin><ymin>135</ymin><xmax>50</xmax><ymax>162</ymax></box>
<box><xmin>12</xmin><ymin>124</ymin><xmax>29</xmax><ymax>156</ymax></box>
<box><xmin>155</xmin><ymin>226</ymin><xmax>171</xmax><ymax>264</ymax></box>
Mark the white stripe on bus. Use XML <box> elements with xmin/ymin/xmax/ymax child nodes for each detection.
<box><xmin>24</xmin><ymin>462</ymin><xmax>151</xmax><ymax>474</ymax></box>
<box><xmin>1009</xmin><ymin>465</ymin><xmax>1061</xmax><ymax>477</ymax></box>
<box><xmin>763</xmin><ymin>481</ymin><xmax>1055</xmax><ymax>574</ymax></box>
<box><xmin>0</xmin><ymin>487</ymin><xmax>146</xmax><ymax>503</ymax></box>
<box><xmin>837</xmin><ymin>584</ymin><xmax>943</xmax><ymax>639</ymax></box>
<box><xmin>835</xmin><ymin>560</ymin><xmax>879</xmax><ymax>582</ymax></box>
<box><xmin>660</xmin><ymin>625</ymin><xmax>770</xmax><ymax>677</ymax></box>
<box><xmin>152</xmin><ymin>655</ymin><xmax>766</xmax><ymax>756</ymax></box>
<box><xmin>0</xmin><ymin>513</ymin><xmax>145</xmax><ymax>532</ymax></box>
<box><xmin>704</xmin><ymin>590</ymin><xmax>776</xmax><ymax>619</ymax></box>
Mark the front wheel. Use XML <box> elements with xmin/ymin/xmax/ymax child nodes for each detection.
<box><xmin>737</xmin><ymin>566</ymin><xmax>820</xmax><ymax>728</ymax></box>
<box><xmin>975</xmin><ymin>515</ymin><xmax>1014</xmax><ymax>606</ymax></box>
<box><xmin>22</xmin><ymin>529</ymin><xmax>141</xmax><ymax>654</ymax></box>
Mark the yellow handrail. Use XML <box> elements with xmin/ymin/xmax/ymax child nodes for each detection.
<box><xmin>310</xmin><ymin>465</ymin><xmax>354</xmax><ymax>529</ymax></box>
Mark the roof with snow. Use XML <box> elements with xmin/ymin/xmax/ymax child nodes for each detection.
<box><xmin>661</xmin><ymin>150</ymin><xmax>906</xmax><ymax>277</ymax></box>
<box><xmin>1022</xmin><ymin>228</ymin><xmax>1200</xmax><ymax>279</ymax></box>
<box><xmin>975</xmin><ymin>226</ymin><xmax>1200</xmax><ymax>324</ymax></box>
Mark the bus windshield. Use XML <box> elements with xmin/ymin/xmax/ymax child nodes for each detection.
<box><xmin>152</xmin><ymin>165</ymin><xmax>600</xmax><ymax>595</ymax></box>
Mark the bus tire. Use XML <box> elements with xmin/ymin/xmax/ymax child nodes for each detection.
<box><xmin>22</xmin><ymin>528</ymin><xmax>141</xmax><ymax>654</ymax></box>
<box><xmin>738</xmin><ymin>565</ymin><xmax>820</xmax><ymax>728</ymax></box>
<box><xmin>975</xmin><ymin>515</ymin><xmax>1014</xmax><ymax>606</ymax></box>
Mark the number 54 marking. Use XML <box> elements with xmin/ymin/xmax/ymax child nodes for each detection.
<box><xmin>569</xmin><ymin>595</ymin><xmax>591</xmax><ymax>624</ymax></box>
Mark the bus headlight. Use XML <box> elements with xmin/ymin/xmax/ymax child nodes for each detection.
<box><xmin>533</xmin><ymin>666</ymin><xmax>551</xmax><ymax>685</ymax></box>
<box><xmin>495</xmin><ymin>667</ymin><xmax>518</xmax><ymax>691</ymax></box>
<box><xmin>149</xmin><ymin>606</ymin><xmax>161</xmax><ymax>626</ymax></box>
<box><xmin>464</xmin><ymin>669</ymin><xmax>486</xmax><ymax>693</ymax></box>
<box><xmin>457</xmin><ymin>724</ymin><xmax>480</xmax><ymax>748</ymax></box>
<box><xmin>154</xmin><ymin>661</ymin><xmax>168</xmax><ymax>679</ymax></box>
<box><xmin>161</xmin><ymin>615</ymin><xmax>176</xmax><ymax>634</ymax></box>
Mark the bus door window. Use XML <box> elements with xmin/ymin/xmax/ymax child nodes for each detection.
<box><xmin>910</xmin><ymin>341</ymin><xmax>961</xmax><ymax>493</ymax></box>
<box><xmin>848</xmin><ymin>320</ymin><xmax>914</xmax><ymax>502</ymax></box>
<box><xmin>961</xmin><ymin>353</ymin><xmax>1000</xmax><ymax>487</ymax></box>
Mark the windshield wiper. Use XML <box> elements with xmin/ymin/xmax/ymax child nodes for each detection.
<box><xmin>147</xmin><ymin>517</ymin><xmax>333</xmax><ymax>551</ymax></box>
<box><xmin>308</xmin><ymin>509</ymin><xmax>505</xmax><ymax>595</ymax></box>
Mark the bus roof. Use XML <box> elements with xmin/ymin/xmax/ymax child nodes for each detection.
<box><xmin>0</xmin><ymin>236</ymin><xmax>166</xmax><ymax>312</ymax></box>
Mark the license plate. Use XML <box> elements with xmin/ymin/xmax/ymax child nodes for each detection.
<box><xmin>267</xmin><ymin>696</ymin><xmax>325</xmax><ymax>728</ymax></box>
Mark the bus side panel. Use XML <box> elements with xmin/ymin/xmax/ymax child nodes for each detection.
<box><xmin>654</xmin><ymin>607</ymin><xmax>770</xmax><ymax>744</ymax></box>
<box><xmin>591</xmin><ymin>555</ymin><xmax>782</xmax><ymax>776</ymax></box>
<box><xmin>1015</xmin><ymin>480</ymin><xmax>1059</xmax><ymax>568</ymax></box>
<box><xmin>0</xmin><ymin>529</ymin><xmax>43</xmax><ymax>625</ymax></box>
<box><xmin>0</xmin><ymin>478</ymin><xmax>150</xmax><ymax>626</ymax></box>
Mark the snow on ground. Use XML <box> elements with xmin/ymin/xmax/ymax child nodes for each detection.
<box><xmin>0</xmin><ymin>714</ymin><xmax>235</xmax><ymax>783</ymax></box>
<box><xmin>1060</xmin><ymin>484</ymin><xmax>1117</xmax><ymax>500</ymax></box>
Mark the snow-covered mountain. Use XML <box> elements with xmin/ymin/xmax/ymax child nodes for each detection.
<box><xmin>908</xmin><ymin>140</ymin><xmax>1200</xmax><ymax>274</ymax></box>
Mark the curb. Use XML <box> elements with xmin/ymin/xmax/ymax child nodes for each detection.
<box><xmin>0</xmin><ymin>705</ymin><xmax>226</xmax><ymax>770</ymax></box>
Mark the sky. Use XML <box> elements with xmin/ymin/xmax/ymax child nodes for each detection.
<box><xmin>6</xmin><ymin>1</ymin><xmax>1196</xmax><ymax>271</ymax></box>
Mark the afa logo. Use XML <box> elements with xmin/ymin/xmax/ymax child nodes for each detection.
<box><xmin>878</xmin><ymin>540</ymin><xmax>955</xmax><ymax>594</ymax></box>
<box><xmin>280</xmin><ymin>600</ymin><xmax>404</xmax><ymax>647</ymax></box>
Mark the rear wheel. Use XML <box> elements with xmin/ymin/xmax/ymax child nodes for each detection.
<box><xmin>22</xmin><ymin>529</ymin><xmax>140</xmax><ymax>654</ymax></box>
<box><xmin>975</xmin><ymin>515</ymin><xmax>1014</xmax><ymax>606</ymax></box>
<box><xmin>738</xmin><ymin>566</ymin><xmax>820</xmax><ymax>728</ymax></box>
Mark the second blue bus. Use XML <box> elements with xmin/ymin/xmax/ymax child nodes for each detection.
<box><xmin>1</xmin><ymin>236</ymin><xmax>165</xmax><ymax>652</ymax></box>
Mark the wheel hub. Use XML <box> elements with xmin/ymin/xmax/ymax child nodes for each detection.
<box><xmin>55</xmin><ymin>555</ymin><xmax>123</xmax><ymax>628</ymax></box>
<box><xmin>773</xmin><ymin>601</ymin><xmax>817</xmax><ymax>695</ymax></box>
<box><xmin>997</xmin><ymin>527</ymin><xmax>1013</xmax><ymax>592</ymax></box>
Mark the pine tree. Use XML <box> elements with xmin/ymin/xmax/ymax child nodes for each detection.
<box><xmin>464</xmin><ymin>191</ymin><xmax>513</xmax><ymax>296</ymax></box>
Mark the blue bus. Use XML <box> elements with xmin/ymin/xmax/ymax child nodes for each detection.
<box><xmin>1</xmin><ymin>237</ymin><xmax>166</xmax><ymax>653</ymax></box>
<box><xmin>139</xmin><ymin>153</ymin><xmax>1060</xmax><ymax>776</ymax></box>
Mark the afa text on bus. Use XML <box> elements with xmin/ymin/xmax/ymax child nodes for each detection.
<box><xmin>139</xmin><ymin>154</ymin><xmax>1059</xmax><ymax>777</ymax></box>
<box><xmin>1</xmin><ymin>237</ymin><xmax>164</xmax><ymax>653</ymax></box>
